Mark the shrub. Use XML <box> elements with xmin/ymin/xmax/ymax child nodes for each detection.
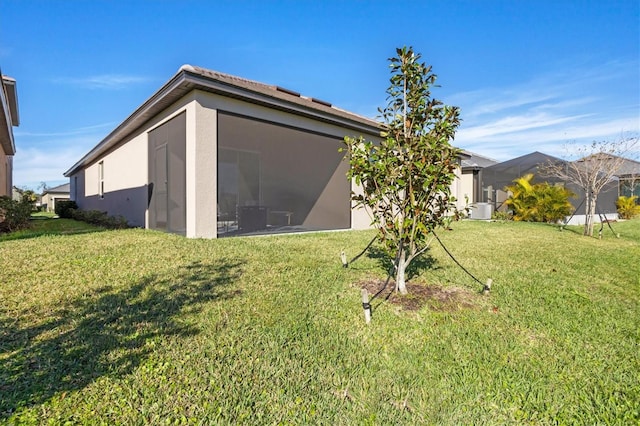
<box><xmin>504</xmin><ymin>174</ymin><xmax>575</xmax><ymax>223</ymax></box>
<box><xmin>492</xmin><ymin>210</ymin><xmax>513</xmax><ymax>221</ymax></box>
<box><xmin>0</xmin><ymin>195</ymin><xmax>33</xmax><ymax>233</ymax></box>
<box><xmin>55</xmin><ymin>200</ymin><xmax>78</xmax><ymax>218</ymax></box>
<box><xmin>616</xmin><ymin>195</ymin><xmax>640</xmax><ymax>219</ymax></box>
<box><xmin>71</xmin><ymin>209</ymin><xmax>129</xmax><ymax>229</ymax></box>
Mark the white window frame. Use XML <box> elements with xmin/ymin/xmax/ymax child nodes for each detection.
<box><xmin>98</xmin><ymin>161</ymin><xmax>104</xmax><ymax>199</ymax></box>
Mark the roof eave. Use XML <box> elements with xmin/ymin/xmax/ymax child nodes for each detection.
<box><xmin>0</xmin><ymin>77</ymin><xmax>16</xmax><ymax>155</ymax></box>
<box><xmin>64</xmin><ymin>70</ymin><xmax>190</xmax><ymax>176</ymax></box>
<box><xmin>65</xmin><ymin>68</ymin><xmax>382</xmax><ymax>177</ymax></box>
<box><xmin>182</xmin><ymin>69</ymin><xmax>382</xmax><ymax>135</ymax></box>
<box><xmin>2</xmin><ymin>77</ymin><xmax>19</xmax><ymax>126</ymax></box>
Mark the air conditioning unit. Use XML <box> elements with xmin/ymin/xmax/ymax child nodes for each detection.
<box><xmin>470</xmin><ymin>202</ymin><xmax>493</xmax><ymax>220</ymax></box>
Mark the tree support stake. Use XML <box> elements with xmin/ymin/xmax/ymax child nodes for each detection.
<box><xmin>361</xmin><ymin>288</ymin><xmax>372</xmax><ymax>324</ymax></box>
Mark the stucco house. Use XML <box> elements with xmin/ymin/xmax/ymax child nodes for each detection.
<box><xmin>457</xmin><ymin>151</ymin><xmax>498</xmax><ymax>209</ymax></box>
<box><xmin>1</xmin><ymin>73</ymin><xmax>20</xmax><ymax>197</ymax></box>
<box><xmin>578</xmin><ymin>153</ymin><xmax>640</xmax><ymax>201</ymax></box>
<box><xmin>41</xmin><ymin>183</ymin><xmax>70</xmax><ymax>212</ymax></box>
<box><xmin>481</xmin><ymin>151</ymin><xmax>620</xmax><ymax>224</ymax></box>
<box><xmin>64</xmin><ymin>65</ymin><xmax>384</xmax><ymax>238</ymax></box>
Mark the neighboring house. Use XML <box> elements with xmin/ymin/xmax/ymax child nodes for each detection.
<box><xmin>456</xmin><ymin>151</ymin><xmax>498</xmax><ymax>211</ymax></box>
<box><xmin>617</xmin><ymin>157</ymin><xmax>640</xmax><ymax>201</ymax></box>
<box><xmin>481</xmin><ymin>151</ymin><xmax>619</xmax><ymax>224</ymax></box>
<box><xmin>11</xmin><ymin>186</ymin><xmax>21</xmax><ymax>201</ymax></box>
<box><xmin>41</xmin><ymin>183</ymin><xmax>70</xmax><ymax>212</ymax></box>
<box><xmin>578</xmin><ymin>153</ymin><xmax>640</xmax><ymax>201</ymax></box>
<box><xmin>64</xmin><ymin>65</ymin><xmax>382</xmax><ymax>238</ymax></box>
<box><xmin>0</xmin><ymin>73</ymin><xmax>20</xmax><ymax>197</ymax></box>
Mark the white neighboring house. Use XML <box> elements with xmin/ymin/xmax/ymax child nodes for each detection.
<box><xmin>41</xmin><ymin>183</ymin><xmax>70</xmax><ymax>213</ymax></box>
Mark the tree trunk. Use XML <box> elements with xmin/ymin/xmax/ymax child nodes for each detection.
<box><xmin>584</xmin><ymin>193</ymin><xmax>597</xmax><ymax>237</ymax></box>
<box><xmin>395</xmin><ymin>246</ymin><xmax>408</xmax><ymax>295</ymax></box>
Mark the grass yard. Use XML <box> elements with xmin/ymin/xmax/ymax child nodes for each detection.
<box><xmin>1</xmin><ymin>218</ymin><xmax>638</xmax><ymax>424</ymax></box>
<box><xmin>0</xmin><ymin>216</ymin><xmax>102</xmax><ymax>242</ymax></box>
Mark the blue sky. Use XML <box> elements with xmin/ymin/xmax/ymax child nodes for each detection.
<box><xmin>1</xmin><ymin>0</ymin><xmax>638</xmax><ymax>189</ymax></box>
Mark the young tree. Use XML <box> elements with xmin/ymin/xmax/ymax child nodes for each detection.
<box><xmin>38</xmin><ymin>181</ymin><xmax>49</xmax><ymax>194</ymax></box>
<box><xmin>14</xmin><ymin>187</ymin><xmax>38</xmax><ymax>209</ymax></box>
<box><xmin>343</xmin><ymin>46</ymin><xmax>463</xmax><ymax>295</ymax></box>
<box><xmin>542</xmin><ymin>137</ymin><xmax>639</xmax><ymax>236</ymax></box>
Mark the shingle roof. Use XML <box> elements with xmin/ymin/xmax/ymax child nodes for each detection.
<box><xmin>460</xmin><ymin>150</ymin><xmax>499</xmax><ymax>169</ymax></box>
<box><xmin>43</xmin><ymin>183</ymin><xmax>70</xmax><ymax>194</ymax></box>
<box><xmin>578</xmin><ymin>153</ymin><xmax>640</xmax><ymax>177</ymax></box>
<box><xmin>64</xmin><ymin>65</ymin><xmax>382</xmax><ymax>177</ymax></box>
<box><xmin>185</xmin><ymin>65</ymin><xmax>379</xmax><ymax>129</ymax></box>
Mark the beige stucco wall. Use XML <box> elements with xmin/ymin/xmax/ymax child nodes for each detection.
<box><xmin>0</xmin><ymin>150</ymin><xmax>10</xmax><ymax>197</ymax></box>
<box><xmin>192</xmin><ymin>90</ymin><xmax>380</xmax><ymax>236</ymax></box>
<box><xmin>72</xmin><ymin>92</ymin><xmax>217</xmax><ymax>235</ymax></box>
<box><xmin>83</xmin><ymin>133</ymin><xmax>147</xmax><ymax>198</ymax></box>
<box><xmin>75</xmin><ymin>94</ymin><xmax>197</xmax><ymax>228</ymax></box>
<box><xmin>185</xmin><ymin>99</ymin><xmax>217</xmax><ymax>238</ymax></box>
<box><xmin>349</xmin><ymin>182</ymin><xmax>372</xmax><ymax>230</ymax></box>
<box><xmin>73</xmin><ymin>88</ymin><xmax>380</xmax><ymax>237</ymax></box>
<box><xmin>456</xmin><ymin>168</ymin><xmax>475</xmax><ymax>209</ymax></box>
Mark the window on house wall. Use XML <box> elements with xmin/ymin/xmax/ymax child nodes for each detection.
<box><xmin>99</xmin><ymin>161</ymin><xmax>104</xmax><ymax>199</ymax></box>
<box><xmin>621</xmin><ymin>178</ymin><xmax>640</xmax><ymax>200</ymax></box>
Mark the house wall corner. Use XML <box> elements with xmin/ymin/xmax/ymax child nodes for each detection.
<box><xmin>186</xmin><ymin>98</ymin><xmax>217</xmax><ymax>238</ymax></box>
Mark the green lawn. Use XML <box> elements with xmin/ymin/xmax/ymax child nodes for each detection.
<box><xmin>1</xmin><ymin>219</ymin><xmax>638</xmax><ymax>424</ymax></box>
<box><xmin>0</xmin><ymin>216</ymin><xmax>103</xmax><ymax>242</ymax></box>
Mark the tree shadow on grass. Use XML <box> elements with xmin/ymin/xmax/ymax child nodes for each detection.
<box><xmin>0</xmin><ymin>259</ymin><xmax>242</xmax><ymax>419</ymax></box>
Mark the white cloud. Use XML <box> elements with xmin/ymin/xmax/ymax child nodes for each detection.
<box><xmin>12</xmin><ymin>123</ymin><xmax>110</xmax><ymax>188</ymax></box>
<box><xmin>14</xmin><ymin>122</ymin><xmax>116</xmax><ymax>139</ymax></box>
<box><xmin>450</xmin><ymin>89</ymin><xmax>559</xmax><ymax>119</ymax></box>
<box><xmin>54</xmin><ymin>74</ymin><xmax>152</xmax><ymax>90</ymax></box>
<box><xmin>458</xmin><ymin>116</ymin><xmax>639</xmax><ymax>161</ymax></box>
<box><xmin>457</xmin><ymin>112</ymin><xmax>592</xmax><ymax>140</ymax></box>
<box><xmin>450</xmin><ymin>59</ymin><xmax>639</xmax><ymax>161</ymax></box>
<box><xmin>13</xmin><ymin>144</ymin><xmax>90</xmax><ymax>189</ymax></box>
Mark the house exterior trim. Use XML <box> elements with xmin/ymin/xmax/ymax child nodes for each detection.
<box><xmin>0</xmin><ymin>75</ymin><xmax>18</xmax><ymax>156</ymax></box>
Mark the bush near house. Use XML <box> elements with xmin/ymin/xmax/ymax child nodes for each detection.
<box><xmin>491</xmin><ymin>210</ymin><xmax>513</xmax><ymax>221</ymax></box>
<box><xmin>70</xmin><ymin>208</ymin><xmax>129</xmax><ymax>229</ymax></box>
<box><xmin>0</xmin><ymin>195</ymin><xmax>33</xmax><ymax>233</ymax></box>
<box><xmin>504</xmin><ymin>174</ymin><xmax>575</xmax><ymax>223</ymax></box>
<box><xmin>54</xmin><ymin>201</ymin><xmax>128</xmax><ymax>229</ymax></box>
<box><xmin>54</xmin><ymin>200</ymin><xmax>78</xmax><ymax>218</ymax></box>
<box><xmin>616</xmin><ymin>195</ymin><xmax>640</xmax><ymax>219</ymax></box>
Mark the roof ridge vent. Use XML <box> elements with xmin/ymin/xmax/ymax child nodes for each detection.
<box><xmin>276</xmin><ymin>86</ymin><xmax>301</xmax><ymax>97</ymax></box>
<box><xmin>179</xmin><ymin>64</ymin><xmax>196</xmax><ymax>73</ymax></box>
<box><xmin>311</xmin><ymin>97</ymin><xmax>332</xmax><ymax>107</ymax></box>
